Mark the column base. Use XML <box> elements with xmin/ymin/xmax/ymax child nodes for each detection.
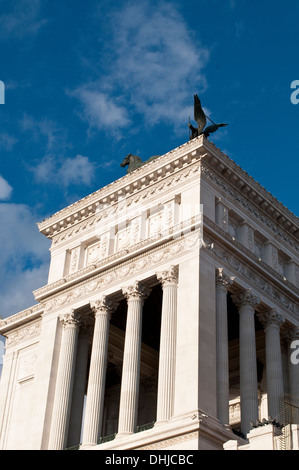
<box><xmin>154</xmin><ymin>419</ymin><xmax>169</xmax><ymax>427</ymax></box>
<box><xmin>115</xmin><ymin>431</ymin><xmax>134</xmax><ymax>439</ymax></box>
<box><xmin>80</xmin><ymin>443</ymin><xmax>97</xmax><ymax>450</ymax></box>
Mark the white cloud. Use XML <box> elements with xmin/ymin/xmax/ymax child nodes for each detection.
<box><xmin>0</xmin><ymin>202</ymin><xmax>50</xmax><ymax>317</ymax></box>
<box><xmin>72</xmin><ymin>0</ymin><xmax>209</xmax><ymax>134</ymax></box>
<box><xmin>58</xmin><ymin>154</ymin><xmax>95</xmax><ymax>186</ymax></box>
<box><xmin>32</xmin><ymin>154</ymin><xmax>95</xmax><ymax>187</ymax></box>
<box><xmin>69</xmin><ymin>88</ymin><xmax>131</xmax><ymax>135</ymax></box>
<box><xmin>0</xmin><ymin>175</ymin><xmax>13</xmax><ymax>201</ymax></box>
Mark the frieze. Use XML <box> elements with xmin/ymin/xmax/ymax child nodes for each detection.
<box><xmin>42</xmin><ymin>230</ymin><xmax>201</xmax><ymax>313</ymax></box>
<box><xmin>5</xmin><ymin>321</ymin><xmax>41</xmax><ymax>346</ymax></box>
<box><xmin>50</xmin><ymin>162</ymin><xmax>201</xmax><ymax>248</ymax></box>
<box><xmin>203</xmin><ymin>232</ymin><xmax>299</xmax><ymax>320</ymax></box>
<box><xmin>201</xmin><ymin>164</ymin><xmax>299</xmax><ymax>255</ymax></box>
<box><xmin>34</xmin><ymin>214</ymin><xmax>202</xmax><ymax>301</ymax></box>
<box><xmin>0</xmin><ymin>304</ymin><xmax>43</xmax><ymax>336</ymax></box>
<box><xmin>39</xmin><ymin>138</ymin><xmax>206</xmax><ymax>240</ymax></box>
<box><xmin>204</xmin><ymin>216</ymin><xmax>299</xmax><ymax>294</ymax></box>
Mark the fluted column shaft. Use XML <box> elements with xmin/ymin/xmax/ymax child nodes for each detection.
<box><xmin>117</xmin><ymin>281</ymin><xmax>150</xmax><ymax>436</ymax></box>
<box><xmin>288</xmin><ymin>327</ymin><xmax>299</xmax><ymax>417</ymax></box>
<box><xmin>81</xmin><ymin>297</ymin><xmax>117</xmax><ymax>447</ymax></box>
<box><xmin>216</xmin><ymin>268</ymin><xmax>233</xmax><ymax>425</ymax></box>
<box><xmin>259</xmin><ymin>310</ymin><xmax>285</xmax><ymax>420</ymax></box>
<box><xmin>48</xmin><ymin>311</ymin><xmax>81</xmax><ymax>450</ymax></box>
<box><xmin>233</xmin><ymin>290</ymin><xmax>260</xmax><ymax>435</ymax></box>
<box><xmin>67</xmin><ymin>330</ymin><xmax>90</xmax><ymax>448</ymax></box>
<box><xmin>156</xmin><ymin>266</ymin><xmax>178</xmax><ymax>423</ymax></box>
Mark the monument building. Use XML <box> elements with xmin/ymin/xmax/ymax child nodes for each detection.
<box><xmin>0</xmin><ymin>134</ymin><xmax>298</xmax><ymax>450</ymax></box>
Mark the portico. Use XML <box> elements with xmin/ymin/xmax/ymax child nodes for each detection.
<box><xmin>0</xmin><ymin>135</ymin><xmax>298</xmax><ymax>450</ymax></box>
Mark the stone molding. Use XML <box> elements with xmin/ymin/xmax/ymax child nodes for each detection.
<box><xmin>5</xmin><ymin>321</ymin><xmax>42</xmax><ymax>346</ymax></box>
<box><xmin>203</xmin><ymin>228</ymin><xmax>299</xmax><ymax>321</ymax></box>
<box><xmin>38</xmin><ymin>137</ymin><xmax>298</xmax><ymax>256</ymax></box>
<box><xmin>38</xmin><ymin>137</ymin><xmax>206</xmax><ymax>239</ymax></box>
<box><xmin>202</xmin><ymin>138</ymin><xmax>299</xmax><ymax>240</ymax></box>
<box><xmin>40</xmin><ymin>230</ymin><xmax>200</xmax><ymax>313</ymax></box>
<box><xmin>33</xmin><ymin>213</ymin><xmax>202</xmax><ymax>302</ymax></box>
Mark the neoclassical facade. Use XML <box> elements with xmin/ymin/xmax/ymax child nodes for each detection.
<box><xmin>0</xmin><ymin>135</ymin><xmax>298</xmax><ymax>450</ymax></box>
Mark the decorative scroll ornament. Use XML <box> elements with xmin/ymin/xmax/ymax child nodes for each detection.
<box><xmin>258</xmin><ymin>309</ymin><xmax>285</xmax><ymax>328</ymax></box>
<box><xmin>122</xmin><ymin>281</ymin><xmax>151</xmax><ymax>302</ymax></box>
<box><xmin>216</xmin><ymin>267</ymin><xmax>234</xmax><ymax>290</ymax></box>
<box><xmin>90</xmin><ymin>296</ymin><xmax>118</xmax><ymax>317</ymax></box>
<box><xmin>156</xmin><ymin>265</ymin><xmax>179</xmax><ymax>286</ymax></box>
<box><xmin>60</xmin><ymin>310</ymin><xmax>82</xmax><ymax>330</ymax></box>
<box><xmin>232</xmin><ymin>289</ymin><xmax>261</xmax><ymax>309</ymax></box>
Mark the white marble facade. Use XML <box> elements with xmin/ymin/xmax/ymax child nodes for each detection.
<box><xmin>0</xmin><ymin>135</ymin><xmax>298</xmax><ymax>450</ymax></box>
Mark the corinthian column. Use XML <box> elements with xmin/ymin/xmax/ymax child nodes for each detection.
<box><xmin>156</xmin><ymin>265</ymin><xmax>178</xmax><ymax>424</ymax></box>
<box><xmin>117</xmin><ymin>281</ymin><xmax>150</xmax><ymax>437</ymax></box>
<box><xmin>48</xmin><ymin>310</ymin><xmax>81</xmax><ymax>450</ymax></box>
<box><xmin>258</xmin><ymin>309</ymin><xmax>285</xmax><ymax>420</ymax></box>
<box><xmin>216</xmin><ymin>268</ymin><xmax>234</xmax><ymax>425</ymax></box>
<box><xmin>288</xmin><ymin>327</ymin><xmax>299</xmax><ymax>415</ymax></box>
<box><xmin>81</xmin><ymin>297</ymin><xmax>118</xmax><ymax>447</ymax></box>
<box><xmin>232</xmin><ymin>289</ymin><xmax>260</xmax><ymax>435</ymax></box>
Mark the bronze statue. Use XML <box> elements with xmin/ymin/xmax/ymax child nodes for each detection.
<box><xmin>188</xmin><ymin>94</ymin><xmax>228</xmax><ymax>139</ymax></box>
<box><xmin>120</xmin><ymin>153</ymin><xmax>160</xmax><ymax>174</ymax></box>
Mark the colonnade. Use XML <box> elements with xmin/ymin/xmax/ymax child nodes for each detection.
<box><xmin>216</xmin><ymin>268</ymin><xmax>299</xmax><ymax>436</ymax></box>
<box><xmin>47</xmin><ymin>266</ymin><xmax>179</xmax><ymax>450</ymax></box>
<box><xmin>47</xmin><ymin>263</ymin><xmax>297</xmax><ymax>449</ymax></box>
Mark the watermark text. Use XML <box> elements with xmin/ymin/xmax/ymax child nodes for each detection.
<box><xmin>0</xmin><ymin>80</ymin><xmax>4</xmax><ymax>104</ymax></box>
<box><xmin>290</xmin><ymin>80</ymin><xmax>299</xmax><ymax>105</ymax></box>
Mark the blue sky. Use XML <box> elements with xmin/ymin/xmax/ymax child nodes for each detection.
<box><xmin>0</xmin><ymin>0</ymin><xmax>298</xmax><ymax>319</ymax></box>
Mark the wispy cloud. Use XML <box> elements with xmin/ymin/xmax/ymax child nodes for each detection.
<box><xmin>32</xmin><ymin>154</ymin><xmax>95</xmax><ymax>187</ymax></box>
<box><xmin>20</xmin><ymin>114</ymin><xmax>69</xmax><ymax>153</ymax></box>
<box><xmin>71</xmin><ymin>0</ymin><xmax>209</xmax><ymax>135</ymax></box>
<box><xmin>0</xmin><ymin>194</ymin><xmax>50</xmax><ymax>317</ymax></box>
<box><xmin>69</xmin><ymin>88</ymin><xmax>131</xmax><ymax>136</ymax></box>
<box><xmin>0</xmin><ymin>175</ymin><xmax>13</xmax><ymax>200</ymax></box>
<box><xmin>0</xmin><ymin>0</ymin><xmax>47</xmax><ymax>40</ymax></box>
<box><xmin>0</xmin><ymin>133</ymin><xmax>17</xmax><ymax>151</ymax></box>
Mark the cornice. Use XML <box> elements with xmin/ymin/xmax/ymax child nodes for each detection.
<box><xmin>202</xmin><ymin>139</ymin><xmax>299</xmax><ymax>240</ymax></box>
<box><xmin>34</xmin><ymin>214</ymin><xmax>202</xmax><ymax>302</ymax></box>
<box><xmin>37</xmin><ymin>136</ymin><xmax>298</xmax><ymax>248</ymax></box>
<box><xmin>37</xmin><ymin>136</ymin><xmax>207</xmax><ymax>239</ymax></box>
<box><xmin>0</xmin><ymin>304</ymin><xmax>43</xmax><ymax>336</ymax></box>
<box><xmin>202</xmin><ymin>217</ymin><xmax>299</xmax><ymax>322</ymax></box>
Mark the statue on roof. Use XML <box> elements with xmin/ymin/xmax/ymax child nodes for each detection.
<box><xmin>120</xmin><ymin>153</ymin><xmax>160</xmax><ymax>174</ymax></box>
<box><xmin>188</xmin><ymin>94</ymin><xmax>228</xmax><ymax>140</ymax></box>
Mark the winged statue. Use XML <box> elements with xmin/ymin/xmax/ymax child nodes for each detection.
<box><xmin>188</xmin><ymin>95</ymin><xmax>228</xmax><ymax>140</ymax></box>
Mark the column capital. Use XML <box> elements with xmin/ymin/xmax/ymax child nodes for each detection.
<box><xmin>258</xmin><ymin>309</ymin><xmax>285</xmax><ymax>329</ymax></box>
<box><xmin>90</xmin><ymin>296</ymin><xmax>118</xmax><ymax>318</ymax></box>
<box><xmin>156</xmin><ymin>265</ymin><xmax>179</xmax><ymax>287</ymax></box>
<box><xmin>216</xmin><ymin>268</ymin><xmax>234</xmax><ymax>290</ymax></box>
<box><xmin>60</xmin><ymin>310</ymin><xmax>82</xmax><ymax>331</ymax></box>
<box><xmin>285</xmin><ymin>325</ymin><xmax>299</xmax><ymax>344</ymax></box>
<box><xmin>122</xmin><ymin>281</ymin><xmax>151</xmax><ymax>302</ymax></box>
<box><xmin>232</xmin><ymin>289</ymin><xmax>260</xmax><ymax>310</ymax></box>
